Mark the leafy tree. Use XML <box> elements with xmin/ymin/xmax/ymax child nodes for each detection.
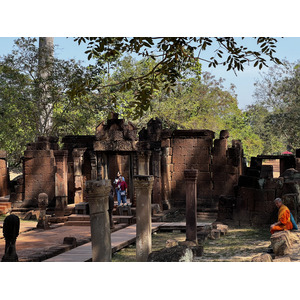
<box><xmin>73</xmin><ymin>37</ymin><xmax>282</xmax><ymax>118</ymax></box>
<box><xmin>104</xmin><ymin>55</ymin><xmax>263</xmax><ymax>159</ymax></box>
<box><xmin>249</xmin><ymin>59</ymin><xmax>300</xmax><ymax>154</ymax></box>
<box><xmin>0</xmin><ymin>38</ymin><xmax>101</xmax><ymax>167</ymax></box>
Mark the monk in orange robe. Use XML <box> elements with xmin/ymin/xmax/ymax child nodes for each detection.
<box><xmin>270</xmin><ymin>198</ymin><xmax>293</xmax><ymax>234</ymax></box>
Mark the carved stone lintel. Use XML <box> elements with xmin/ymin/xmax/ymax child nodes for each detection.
<box><xmin>133</xmin><ymin>175</ymin><xmax>154</xmax><ymax>190</ymax></box>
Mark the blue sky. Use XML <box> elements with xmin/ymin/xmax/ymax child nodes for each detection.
<box><xmin>1</xmin><ymin>1</ymin><xmax>300</xmax><ymax>111</ymax></box>
<box><xmin>0</xmin><ymin>37</ymin><xmax>299</xmax><ymax>110</ymax></box>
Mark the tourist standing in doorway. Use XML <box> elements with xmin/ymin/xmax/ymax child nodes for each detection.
<box><xmin>114</xmin><ymin>171</ymin><xmax>125</xmax><ymax>206</ymax></box>
<box><xmin>119</xmin><ymin>176</ymin><xmax>128</xmax><ymax>206</ymax></box>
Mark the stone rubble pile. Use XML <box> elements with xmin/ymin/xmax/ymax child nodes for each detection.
<box><xmin>252</xmin><ymin>230</ymin><xmax>300</xmax><ymax>262</ymax></box>
<box><xmin>147</xmin><ymin>222</ymin><xmax>229</xmax><ymax>262</ymax></box>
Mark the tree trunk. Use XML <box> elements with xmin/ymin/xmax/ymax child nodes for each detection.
<box><xmin>38</xmin><ymin>37</ymin><xmax>54</xmax><ymax>135</ymax></box>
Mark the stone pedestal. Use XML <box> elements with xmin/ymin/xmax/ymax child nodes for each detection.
<box><xmin>133</xmin><ymin>175</ymin><xmax>154</xmax><ymax>262</ymax></box>
<box><xmin>184</xmin><ymin>169</ymin><xmax>198</xmax><ymax>243</ymax></box>
<box><xmin>85</xmin><ymin>180</ymin><xmax>111</xmax><ymax>262</ymax></box>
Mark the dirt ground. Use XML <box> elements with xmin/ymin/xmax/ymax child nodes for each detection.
<box><xmin>113</xmin><ymin>225</ymin><xmax>271</xmax><ymax>262</ymax></box>
<box><xmin>195</xmin><ymin>226</ymin><xmax>271</xmax><ymax>262</ymax></box>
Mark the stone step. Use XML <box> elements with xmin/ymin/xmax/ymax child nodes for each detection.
<box><xmin>197</xmin><ymin>212</ymin><xmax>218</xmax><ymax>221</ymax></box>
<box><xmin>64</xmin><ymin>221</ymin><xmax>91</xmax><ymax>226</ymax></box>
<box><xmin>68</xmin><ymin>214</ymin><xmax>90</xmax><ymax>222</ymax></box>
<box><xmin>65</xmin><ymin>214</ymin><xmax>134</xmax><ymax>226</ymax></box>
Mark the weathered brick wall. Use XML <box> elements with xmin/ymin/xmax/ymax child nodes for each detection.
<box><xmin>0</xmin><ymin>150</ymin><xmax>9</xmax><ymax>197</ymax></box>
<box><xmin>212</xmin><ymin>139</ymin><xmax>243</xmax><ymax>209</ymax></box>
<box><xmin>164</xmin><ymin>130</ymin><xmax>244</xmax><ymax>211</ymax></box>
<box><xmin>218</xmin><ymin>157</ymin><xmax>300</xmax><ymax>226</ymax></box>
<box><xmin>22</xmin><ymin>137</ymin><xmax>59</xmax><ymax>207</ymax></box>
<box><xmin>168</xmin><ymin>130</ymin><xmax>214</xmax><ymax>208</ymax></box>
<box><xmin>23</xmin><ymin>149</ymin><xmax>56</xmax><ymax>207</ymax></box>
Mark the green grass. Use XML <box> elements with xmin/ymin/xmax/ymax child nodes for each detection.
<box><xmin>195</xmin><ymin>226</ymin><xmax>271</xmax><ymax>262</ymax></box>
<box><xmin>112</xmin><ymin>231</ymin><xmax>186</xmax><ymax>262</ymax></box>
<box><xmin>0</xmin><ymin>214</ymin><xmax>37</xmax><ymax>223</ymax></box>
<box><xmin>112</xmin><ymin>226</ymin><xmax>271</xmax><ymax>262</ymax></box>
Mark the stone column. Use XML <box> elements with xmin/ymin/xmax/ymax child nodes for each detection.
<box><xmin>54</xmin><ymin>150</ymin><xmax>68</xmax><ymax>216</ymax></box>
<box><xmin>161</xmin><ymin>147</ymin><xmax>171</xmax><ymax>210</ymax></box>
<box><xmin>152</xmin><ymin>149</ymin><xmax>162</xmax><ymax>208</ymax></box>
<box><xmin>72</xmin><ymin>148</ymin><xmax>86</xmax><ymax>204</ymax></box>
<box><xmin>133</xmin><ymin>175</ymin><xmax>154</xmax><ymax>262</ymax></box>
<box><xmin>85</xmin><ymin>180</ymin><xmax>111</xmax><ymax>262</ymax></box>
<box><xmin>184</xmin><ymin>169</ymin><xmax>198</xmax><ymax>243</ymax></box>
<box><xmin>0</xmin><ymin>150</ymin><xmax>9</xmax><ymax>197</ymax></box>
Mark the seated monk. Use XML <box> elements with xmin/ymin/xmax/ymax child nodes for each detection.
<box><xmin>270</xmin><ymin>198</ymin><xmax>293</xmax><ymax>234</ymax></box>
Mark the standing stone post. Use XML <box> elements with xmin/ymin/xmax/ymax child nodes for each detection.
<box><xmin>54</xmin><ymin>150</ymin><xmax>68</xmax><ymax>217</ymax></box>
<box><xmin>133</xmin><ymin>175</ymin><xmax>154</xmax><ymax>262</ymax></box>
<box><xmin>37</xmin><ymin>193</ymin><xmax>50</xmax><ymax>229</ymax></box>
<box><xmin>72</xmin><ymin>148</ymin><xmax>86</xmax><ymax>204</ymax></box>
<box><xmin>2</xmin><ymin>214</ymin><xmax>20</xmax><ymax>262</ymax></box>
<box><xmin>184</xmin><ymin>169</ymin><xmax>198</xmax><ymax>243</ymax></box>
<box><xmin>85</xmin><ymin>180</ymin><xmax>111</xmax><ymax>262</ymax></box>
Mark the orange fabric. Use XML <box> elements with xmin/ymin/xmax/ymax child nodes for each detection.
<box><xmin>270</xmin><ymin>204</ymin><xmax>293</xmax><ymax>234</ymax></box>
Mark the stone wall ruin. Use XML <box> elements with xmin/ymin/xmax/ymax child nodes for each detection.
<box><xmin>4</xmin><ymin>114</ymin><xmax>298</xmax><ymax>228</ymax></box>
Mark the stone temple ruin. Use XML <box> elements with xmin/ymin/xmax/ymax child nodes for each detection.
<box><xmin>1</xmin><ymin>113</ymin><xmax>300</xmax><ymax>229</ymax></box>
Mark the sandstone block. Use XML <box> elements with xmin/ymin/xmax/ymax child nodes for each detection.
<box><xmin>251</xmin><ymin>254</ymin><xmax>273</xmax><ymax>262</ymax></box>
<box><xmin>273</xmin><ymin>256</ymin><xmax>291</xmax><ymax>262</ymax></box>
<box><xmin>166</xmin><ymin>239</ymin><xmax>178</xmax><ymax>248</ymax></box>
<box><xmin>209</xmin><ymin>229</ymin><xmax>221</xmax><ymax>239</ymax></box>
<box><xmin>271</xmin><ymin>230</ymin><xmax>292</xmax><ymax>256</ymax></box>
<box><xmin>212</xmin><ymin>223</ymin><xmax>228</xmax><ymax>235</ymax></box>
<box><xmin>147</xmin><ymin>245</ymin><xmax>194</xmax><ymax>262</ymax></box>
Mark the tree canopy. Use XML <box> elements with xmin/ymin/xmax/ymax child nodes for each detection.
<box><xmin>73</xmin><ymin>37</ymin><xmax>282</xmax><ymax>118</ymax></box>
<box><xmin>0</xmin><ymin>37</ymin><xmax>283</xmax><ymax>167</ymax></box>
<box><xmin>246</xmin><ymin>59</ymin><xmax>300</xmax><ymax>154</ymax></box>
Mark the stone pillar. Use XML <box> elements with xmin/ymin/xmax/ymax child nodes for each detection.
<box><xmin>0</xmin><ymin>150</ymin><xmax>9</xmax><ymax>197</ymax></box>
<box><xmin>138</xmin><ymin>151</ymin><xmax>151</xmax><ymax>175</ymax></box>
<box><xmin>133</xmin><ymin>175</ymin><xmax>154</xmax><ymax>262</ymax></box>
<box><xmin>152</xmin><ymin>149</ymin><xmax>162</xmax><ymax>208</ymax></box>
<box><xmin>72</xmin><ymin>148</ymin><xmax>86</xmax><ymax>204</ymax></box>
<box><xmin>184</xmin><ymin>169</ymin><xmax>198</xmax><ymax>243</ymax></box>
<box><xmin>54</xmin><ymin>150</ymin><xmax>68</xmax><ymax>216</ymax></box>
<box><xmin>85</xmin><ymin>180</ymin><xmax>111</xmax><ymax>262</ymax></box>
<box><xmin>161</xmin><ymin>147</ymin><xmax>171</xmax><ymax>210</ymax></box>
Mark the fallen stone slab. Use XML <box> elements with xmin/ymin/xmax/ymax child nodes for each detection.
<box><xmin>147</xmin><ymin>245</ymin><xmax>194</xmax><ymax>262</ymax></box>
<box><xmin>179</xmin><ymin>240</ymin><xmax>203</xmax><ymax>257</ymax></box>
<box><xmin>251</xmin><ymin>253</ymin><xmax>273</xmax><ymax>262</ymax></box>
<box><xmin>212</xmin><ymin>223</ymin><xmax>229</xmax><ymax>235</ymax></box>
<box><xmin>273</xmin><ymin>256</ymin><xmax>291</xmax><ymax>262</ymax></box>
